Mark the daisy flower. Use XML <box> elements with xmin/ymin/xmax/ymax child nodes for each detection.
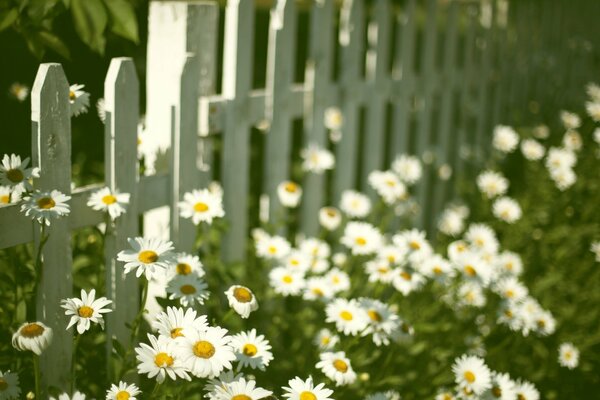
<box><xmin>494</xmin><ymin>277</ymin><xmax>528</xmax><ymax>301</ymax></box>
<box><xmin>465</xmin><ymin>224</ymin><xmax>499</xmax><ymax>254</ymax></box>
<box><xmin>319</xmin><ymin>207</ymin><xmax>342</xmax><ymax>231</ymax></box>
<box><xmin>314</xmin><ymin>328</ymin><xmax>340</xmax><ymax>350</ymax></box>
<box><xmin>492</xmin><ymin>125</ymin><xmax>519</xmax><ymax>153</ymax></box>
<box><xmin>105</xmin><ymin>381</ymin><xmax>141</xmax><ymax>400</ymax></box>
<box><xmin>492</xmin><ymin>197</ymin><xmax>522</xmax><ymax>223</ymax></box>
<box><xmin>451</xmin><ymin>355</ymin><xmax>492</xmax><ymax>395</ymax></box>
<box><xmin>61</xmin><ymin>289</ymin><xmax>113</xmax><ymax>334</ymax></box>
<box><xmin>284</xmin><ymin>250</ymin><xmax>312</xmax><ymax>274</ymax></box>
<box><xmin>282</xmin><ymin>376</ymin><xmax>334</xmax><ymax>400</ymax></box>
<box><xmin>0</xmin><ymin>154</ymin><xmax>39</xmax><ymax>193</ymax></box>
<box><xmin>168</xmin><ymin>253</ymin><xmax>205</xmax><ymax>279</ymax></box>
<box><xmin>325</xmin><ymin>268</ymin><xmax>351</xmax><ymax>293</ymax></box>
<box><xmin>0</xmin><ymin>185</ymin><xmax>20</xmax><ymax>205</ymax></box>
<box><xmin>179</xmin><ymin>188</ymin><xmax>225</xmax><ymax>225</ymax></box>
<box><xmin>549</xmin><ymin>167</ymin><xmax>576</xmax><ymax>191</ymax></box>
<box><xmin>368</xmin><ymin>170</ymin><xmax>407</xmax><ymax>204</ymax></box>
<box><xmin>333</xmin><ymin>252</ymin><xmax>347</xmax><ymax>267</ymax></box>
<box><xmin>391</xmin><ymin>268</ymin><xmax>426</xmax><ymax>296</ymax></box>
<box><xmin>304</xmin><ymin>276</ymin><xmax>336</xmax><ymax>301</ymax></box>
<box><xmin>87</xmin><ymin>187</ymin><xmax>130</xmax><ymax>220</ymax></box>
<box><xmin>457</xmin><ymin>282</ymin><xmax>486</xmax><ymax>308</ymax></box>
<box><xmin>393</xmin><ymin>229</ymin><xmax>428</xmax><ymax>254</ymax></box>
<box><xmin>391</xmin><ymin>154</ymin><xmax>422</xmax><ymax>184</ymax></box>
<box><xmin>378</xmin><ymin>245</ymin><xmax>408</xmax><ymax>267</ymax></box>
<box><xmin>482</xmin><ymin>372</ymin><xmax>516</xmax><ymax>400</ymax></box>
<box><xmin>152</xmin><ymin>306</ymin><xmax>208</xmax><ymax>340</ymax></box>
<box><xmin>325</xmin><ymin>298</ymin><xmax>369</xmax><ymax>336</ymax></box>
<box><xmin>136</xmin><ymin>334</ymin><xmax>191</xmax><ymax>383</ymax></box>
<box><xmin>495</xmin><ymin>251</ymin><xmax>523</xmax><ymax>276</ymax></box>
<box><xmin>11</xmin><ymin>321</ymin><xmax>53</xmax><ymax>355</ymax></box>
<box><xmin>175</xmin><ymin>326</ymin><xmax>236</xmax><ymax>378</ymax></box>
<box><xmin>230</xmin><ymin>329</ymin><xmax>273</xmax><ymax>371</ymax></box>
<box><xmin>255</xmin><ymin>234</ymin><xmax>292</xmax><ymax>260</ymax></box>
<box><xmin>269</xmin><ymin>267</ymin><xmax>305</xmax><ymax>296</ymax></box>
<box><xmin>9</xmin><ymin>82</ymin><xmax>29</xmax><ymax>102</ymax></box>
<box><xmin>212</xmin><ymin>377</ymin><xmax>272</xmax><ymax>400</ymax></box>
<box><xmin>558</xmin><ymin>342</ymin><xmax>579</xmax><ymax>369</ymax></box>
<box><xmin>301</xmin><ymin>143</ymin><xmax>335</xmax><ymax>173</ymax></box>
<box><xmin>591</xmin><ymin>241</ymin><xmax>600</xmax><ymax>262</ymax></box>
<box><xmin>533</xmin><ymin>124</ymin><xmax>549</xmax><ymax>139</ymax></box>
<box><xmin>560</xmin><ymin>110</ymin><xmax>581</xmax><ymax>130</ymax></box>
<box><xmin>20</xmin><ymin>189</ymin><xmax>71</xmax><ymax>226</ymax></box>
<box><xmin>225</xmin><ymin>285</ymin><xmax>259</xmax><ymax>319</ymax></box>
<box><xmin>316</xmin><ymin>351</ymin><xmax>357</xmax><ymax>386</ymax></box>
<box><xmin>50</xmin><ymin>392</ymin><xmax>86</xmax><ymax>400</ymax></box>
<box><xmin>438</xmin><ymin>208</ymin><xmax>466</xmax><ymax>236</ymax></box>
<box><xmin>0</xmin><ymin>370</ymin><xmax>20</xmax><ymax>400</ymax></box>
<box><xmin>545</xmin><ymin>147</ymin><xmax>576</xmax><ymax>172</ymax></box>
<box><xmin>339</xmin><ymin>190</ymin><xmax>371</xmax><ymax>218</ymax></box>
<box><xmin>97</xmin><ymin>98</ymin><xmax>106</xmax><ymax>122</ymax></box>
<box><xmin>299</xmin><ymin>237</ymin><xmax>331</xmax><ymax>259</ymax></box>
<box><xmin>277</xmin><ymin>181</ymin><xmax>302</xmax><ymax>207</ymax></box>
<box><xmin>513</xmin><ymin>380</ymin><xmax>539</xmax><ymax>400</ymax></box>
<box><xmin>418</xmin><ymin>255</ymin><xmax>453</xmax><ymax>280</ymax></box>
<box><xmin>520</xmin><ymin>139</ymin><xmax>545</xmax><ymax>161</ymax></box>
<box><xmin>587</xmin><ymin>82</ymin><xmax>600</xmax><ymax>101</ymax></box>
<box><xmin>204</xmin><ymin>371</ymin><xmax>244</xmax><ymax>400</ymax></box>
<box><xmin>364</xmin><ymin>259</ymin><xmax>396</xmax><ymax>284</ymax></box>
<box><xmin>117</xmin><ymin>237</ymin><xmax>175</xmax><ymax>280</ymax></box>
<box><xmin>340</xmin><ymin>221</ymin><xmax>383</xmax><ymax>255</ymax></box>
<box><xmin>69</xmin><ymin>84</ymin><xmax>90</xmax><ymax>117</ymax></box>
<box><xmin>454</xmin><ymin>253</ymin><xmax>494</xmax><ymax>286</ymax></box>
<box><xmin>166</xmin><ymin>274</ymin><xmax>210</xmax><ymax>307</ymax></box>
<box><xmin>562</xmin><ymin>130</ymin><xmax>582</xmax><ymax>151</ymax></box>
<box><xmin>324</xmin><ymin>107</ymin><xmax>343</xmax><ymax>130</ymax></box>
<box><xmin>359</xmin><ymin>298</ymin><xmax>400</xmax><ymax>346</ymax></box>
<box><xmin>476</xmin><ymin>171</ymin><xmax>508</xmax><ymax>199</ymax></box>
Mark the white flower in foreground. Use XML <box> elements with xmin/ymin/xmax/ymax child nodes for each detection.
<box><xmin>50</xmin><ymin>392</ymin><xmax>86</xmax><ymax>400</ymax></box>
<box><xmin>591</xmin><ymin>241</ymin><xmax>600</xmax><ymax>262</ymax></box>
<box><xmin>225</xmin><ymin>285</ymin><xmax>259</xmax><ymax>319</ymax></box>
<box><xmin>175</xmin><ymin>326</ymin><xmax>236</xmax><ymax>378</ymax></box>
<box><xmin>136</xmin><ymin>334</ymin><xmax>191</xmax><ymax>383</ymax></box>
<box><xmin>558</xmin><ymin>342</ymin><xmax>579</xmax><ymax>369</ymax></box>
<box><xmin>319</xmin><ymin>206</ymin><xmax>342</xmax><ymax>231</ymax></box>
<box><xmin>325</xmin><ymin>298</ymin><xmax>369</xmax><ymax>336</ymax></box>
<box><xmin>20</xmin><ymin>189</ymin><xmax>71</xmax><ymax>226</ymax></box>
<box><xmin>277</xmin><ymin>181</ymin><xmax>303</xmax><ymax>208</ymax></box>
<box><xmin>61</xmin><ymin>289</ymin><xmax>113</xmax><ymax>334</ymax></box>
<box><xmin>69</xmin><ymin>84</ymin><xmax>90</xmax><ymax>117</ymax></box>
<box><xmin>560</xmin><ymin>110</ymin><xmax>581</xmax><ymax>130</ymax></box>
<box><xmin>301</xmin><ymin>143</ymin><xmax>335</xmax><ymax>173</ymax></box>
<box><xmin>513</xmin><ymin>380</ymin><xmax>539</xmax><ymax>400</ymax></box>
<box><xmin>324</xmin><ymin>107</ymin><xmax>343</xmax><ymax>130</ymax></box>
<box><xmin>520</xmin><ymin>139</ymin><xmax>545</xmax><ymax>161</ymax></box>
<box><xmin>12</xmin><ymin>322</ymin><xmax>53</xmax><ymax>355</ymax></box>
<box><xmin>0</xmin><ymin>185</ymin><xmax>20</xmax><ymax>205</ymax></box>
<box><xmin>316</xmin><ymin>351</ymin><xmax>357</xmax><ymax>386</ymax></box>
<box><xmin>477</xmin><ymin>171</ymin><xmax>508</xmax><ymax>199</ymax></box>
<box><xmin>166</xmin><ymin>274</ymin><xmax>210</xmax><ymax>307</ymax></box>
<box><xmin>314</xmin><ymin>328</ymin><xmax>340</xmax><ymax>350</ymax></box>
<box><xmin>0</xmin><ymin>154</ymin><xmax>39</xmax><ymax>193</ymax></box>
<box><xmin>168</xmin><ymin>253</ymin><xmax>204</xmax><ymax>279</ymax></box>
<box><xmin>492</xmin><ymin>125</ymin><xmax>519</xmax><ymax>153</ymax></box>
<box><xmin>340</xmin><ymin>190</ymin><xmax>371</xmax><ymax>218</ymax></box>
<box><xmin>87</xmin><ymin>187</ymin><xmax>130</xmax><ymax>220</ymax></box>
<box><xmin>360</xmin><ymin>298</ymin><xmax>400</xmax><ymax>346</ymax></box>
<box><xmin>117</xmin><ymin>237</ymin><xmax>175</xmax><ymax>280</ymax></box>
<box><xmin>368</xmin><ymin>170</ymin><xmax>407</xmax><ymax>204</ymax></box>
<box><xmin>492</xmin><ymin>197</ymin><xmax>522</xmax><ymax>224</ymax></box>
<box><xmin>282</xmin><ymin>376</ymin><xmax>334</xmax><ymax>400</ymax></box>
<box><xmin>451</xmin><ymin>355</ymin><xmax>492</xmax><ymax>395</ymax></box>
<box><xmin>204</xmin><ymin>371</ymin><xmax>244</xmax><ymax>400</ymax></box>
<box><xmin>0</xmin><ymin>370</ymin><xmax>20</xmax><ymax>399</ymax></box>
<box><xmin>269</xmin><ymin>267</ymin><xmax>305</xmax><ymax>296</ymax></box>
<box><xmin>230</xmin><ymin>329</ymin><xmax>273</xmax><ymax>371</ymax></box>
<box><xmin>391</xmin><ymin>154</ymin><xmax>422</xmax><ymax>184</ymax></box>
<box><xmin>340</xmin><ymin>221</ymin><xmax>383</xmax><ymax>256</ymax></box>
<box><xmin>9</xmin><ymin>82</ymin><xmax>29</xmax><ymax>102</ymax></box>
<box><xmin>105</xmin><ymin>381</ymin><xmax>141</xmax><ymax>400</ymax></box>
<box><xmin>213</xmin><ymin>377</ymin><xmax>272</xmax><ymax>400</ymax></box>
<box><xmin>153</xmin><ymin>306</ymin><xmax>208</xmax><ymax>341</ymax></box>
<box><xmin>179</xmin><ymin>188</ymin><xmax>225</xmax><ymax>225</ymax></box>
<box><xmin>483</xmin><ymin>372</ymin><xmax>516</xmax><ymax>400</ymax></box>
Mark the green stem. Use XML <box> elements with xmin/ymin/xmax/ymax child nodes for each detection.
<box><xmin>33</xmin><ymin>354</ymin><xmax>40</xmax><ymax>399</ymax></box>
<box><xmin>118</xmin><ymin>277</ymin><xmax>149</xmax><ymax>380</ymax></box>
<box><xmin>151</xmin><ymin>381</ymin><xmax>162</xmax><ymax>397</ymax></box>
<box><xmin>71</xmin><ymin>334</ymin><xmax>81</xmax><ymax>393</ymax></box>
<box><xmin>32</xmin><ymin>224</ymin><xmax>49</xmax><ymax>319</ymax></box>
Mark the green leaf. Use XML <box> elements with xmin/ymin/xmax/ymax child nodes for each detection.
<box><xmin>103</xmin><ymin>0</ymin><xmax>138</xmax><ymax>43</ymax></box>
<box><xmin>24</xmin><ymin>32</ymin><xmax>46</xmax><ymax>59</ymax></box>
<box><xmin>70</xmin><ymin>0</ymin><xmax>107</xmax><ymax>54</ymax></box>
<box><xmin>0</xmin><ymin>8</ymin><xmax>18</xmax><ymax>32</ymax></box>
<box><xmin>37</xmin><ymin>30</ymin><xmax>71</xmax><ymax>59</ymax></box>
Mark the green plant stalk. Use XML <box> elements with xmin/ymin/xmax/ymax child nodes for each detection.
<box><xmin>33</xmin><ymin>354</ymin><xmax>40</xmax><ymax>399</ymax></box>
<box><xmin>33</xmin><ymin>223</ymin><xmax>49</xmax><ymax>318</ymax></box>
<box><xmin>71</xmin><ymin>334</ymin><xmax>81</xmax><ymax>394</ymax></box>
<box><xmin>118</xmin><ymin>276</ymin><xmax>149</xmax><ymax>380</ymax></box>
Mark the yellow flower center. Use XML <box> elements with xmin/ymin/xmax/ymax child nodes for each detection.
<box><xmin>517</xmin><ymin>395</ymin><xmax>526</xmax><ymax>400</ymax></box>
<box><xmin>290</xmin><ymin>259</ymin><xmax>300</xmax><ymax>266</ymax></box>
<box><xmin>6</xmin><ymin>168</ymin><xmax>24</xmax><ymax>183</ymax></box>
<box><xmin>176</xmin><ymin>263</ymin><xmax>192</xmax><ymax>275</ymax></box>
<box><xmin>242</xmin><ymin>343</ymin><xmax>258</xmax><ymax>356</ymax></box>
<box><xmin>194</xmin><ymin>202</ymin><xmax>209</xmax><ymax>212</ymax></box>
<box><xmin>368</xmin><ymin>310</ymin><xmax>382</xmax><ymax>322</ymax></box>
<box><xmin>193</xmin><ymin>340</ymin><xmax>215</xmax><ymax>359</ymax></box>
<box><xmin>400</xmin><ymin>271</ymin><xmax>411</xmax><ymax>281</ymax></box>
<box><xmin>312</xmin><ymin>288</ymin><xmax>324</xmax><ymax>296</ymax></box>
<box><xmin>564</xmin><ymin>351</ymin><xmax>572</xmax><ymax>360</ymax></box>
<box><xmin>321</xmin><ymin>336</ymin><xmax>330</xmax><ymax>345</ymax></box>
<box><xmin>537</xmin><ymin>319</ymin><xmax>546</xmax><ymax>329</ymax></box>
<box><xmin>332</xmin><ymin>276</ymin><xmax>340</xmax><ymax>284</ymax></box>
<box><xmin>69</xmin><ymin>90</ymin><xmax>76</xmax><ymax>100</ymax></box>
<box><xmin>340</xmin><ymin>311</ymin><xmax>353</xmax><ymax>321</ymax></box>
<box><xmin>0</xmin><ymin>377</ymin><xmax>8</xmax><ymax>391</ymax></box>
<box><xmin>385</xmin><ymin>179</ymin><xmax>396</xmax><ymax>187</ymax></box>
<box><xmin>464</xmin><ymin>370</ymin><xmax>476</xmax><ymax>383</ymax></box>
<box><xmin>170</xmin><ymin>327</ymin><xmax>184</xmax><ymax>338</ymax></box>
<box><xmin>232</xmin><ymin>396</ymin><xmax>252</xmax><ymax>400</ymax></box>
<box><xmin>505</xmin><ymin>290</ymin><xmax>514</xmax><ymax>298</ymax></box>
<box><xmin>333</xmin><ymin>359</ymin><xmax>349</xmax><ymax>372</ymax></box>
<box><xmin>504</xmin><ymin>310</ymin><xmax>513</xmax><ymax>318</ymax></box>
<box><xmin>355</xmin><ymin>237</ymin><xmax>367</xmax><ymax>246</ymax></box>
<box><xmin>20</xmin><ymin>323</ymin><xmax>44</xmax><ymax>338</ymax></box>
<box><xmin>37</xmin><ymin>197</ymin><xmax>56</xmax><ymax>209</ymax></box>
<box><xmin>78</xmin><ymin>305</ymin><xmax>94</xmax><ymax>318</ymax></box>
<box><xmin>492</xmin><ymin>386</ymin><xmax>502</xmax><ymax>397</ymax></box>
<box><xmin>268</xmin><ymin>245</ymin><xmax>277</xmax><ymax>254</ymax></box>
<box><xmin>102</xmin><ymin>194</ymin><xmax>117</xmax><ymax>205</ymax></box>
<box><xmin>180</xmin><ymin>284</ymin><xmax>196</xmax><ymax>295</ymax></box>
<box><xmin>116</xmin><ymin>391</ymin><xmax>130</xmax><ymax>400</ymax></box>
<box><xmin>387</xmin><ymin>255</ymin><xmax>396</xmax><ymax>263</ymax></box>
<box><xmin>377</xmin><ymin>266</ymin><xmax>389</xmax><ymax>273</ymax></box>
<box><xmin>464</xmin><ymin>265</ymin><xmax>477</xmax><ymax>277</ymax></box>
<box><xmin>138</xmin><ymin>250</ymin><xmax>158</xmax><ymax>264</ymax></box>
<box><xmin>433</xmin><ymin>266</ymin><xmax>443</xmax><ymax>275</ymax></box>
<box><xmin>300</xmin><ymin>392</ymin><xmax>317</xmax><ymax>400</ymax></box>
<box><xmin>409</xmin><ymin>241</ymin><xmax>421</xmax><ymax>250</ymax></box>
<box><xmin>0</xmin><ymin>195</ymin><xmax>9</xmax><ymax>204</ymax></box>
<box><xmin>282</xmin><ymin>275</ymin><xmax>293</xmax><ymax>284</ymax></box>
<box><xmin>154</xmin><ymin>352</ymin><xmax>174</xmax><ymax>367</ymax></box>
<box><xmin>284</xmin><ymin>182</ymin><xmax>298</xmax><ymax>193</ymax></box>
<box><xmin>326</xmin><ymin>209</ymin><xmax>337</xmax><ymax>217</ymax></box>
<box><xmin>233</xmin><ymin>287</ymin><xmax>253</xmax><ymax>303</ymax></box>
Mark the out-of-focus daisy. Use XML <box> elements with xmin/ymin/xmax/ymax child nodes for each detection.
<box><xmin>0</xmin><ymin>370</ymin><xmax>20</xmax><ymax>399</ymax></box>
<box><xmin>455</xmin><ymin>253</ymin><xmax>493</xmax><ymax>286</ymax></box>
<box><xmin>545</xmin><ymin>147</ymin><xmax>576</xmax><ymax>172</ymax></box>
<box><xmin>558</xmin><ymin>342</ymin><xmax>579</xmax><ymax>369</ymax></box>
<box><xmin>314</xmin><ymin>328</ymin><xmax>340</xmax><ymax>350</ymax></box>
<box><xmin>325</xmin><ymin>298</ymin><xmax>369</xmax><ymax>336</ymax></box>
<box><xmin>282</xmin><ymin>376</ymin><xmax>334</xmax><ymax>400</ymax></box>
<box><xmin>418</xmin><ymin>255</ymin><xmax>453</xmax><ymax>280</ymax></box>
<box><xmin>255</xmin><ymin>234</ymin><xmax>292</xmax><ymax>259</ymax></box>
<box><xmin>365</xmin><ymin>391</ymin><xmax>401</xmax><ymax>400</ymax></box>
<box><xmin>594</xmin><ymin>128</ymin><xmax>600</xmax><ymax>145</ymax></box>
<box><xmin>225</xmin><ymin>285</ymin><xmax>259</xmax><ymax>319</ymax></box>
<box><xmin>301</xmin><ymin>143</ymin><xmax>335</xmax><ymax>173</ymax></box>
<box><xmin>50</xmin><ymin>392</ymin><xmax>86</xmax><ymax>400</ymax></box>
<box><xmin>136</xmin><ymin>334</ymin><xmax>191</xmax><ymax>383</ymax></box>
<box><xmin>117</xmin><ymin>237</ymin><xmax>175</xmax><ymax>280</ymax></box>
<box><xmin>494</xmin><ymin>277</ymin><xmax>528</xmax><ymax>302</ymax></box>
<box><xmin>96</xmin><ymin>98</ymin><xmax>106</xmax><ymax>123</ymax></box>
<box><xmin>12</xmin><ymin>321</ymin><xmax>53</xmax><ymax>355</ymax></box>
<box><xmin>87</xmin><ymin>187</ymin><xmax>130</xmax><ymax>220</ymax></box>
<box><xmin>482</xmin><ymin>372</ymin><xmax>516</xmax><ymax>400</ymax></box>
<box><xmin>549</xmin><ymin>167</ymin><xmax>576</xmax><ymax>191</ymax></box>
<box><xmin>451</xmin><ymin>355</ymin><xmax>492</xmax><ymax>396</ymax></box>
<box><xmin>393</xmin><ymin>229</ymin><xmax>428</xmax><ymax>254</ymax></box>
<box><xmin>378</xmin><ymin>245</ymin><xmax>407</xmax><ymax>266</ymax></box>
<box><xmin>392</xmin><ymin>154</ymin><xmax>422</xmax><ymax>184</ymax></box>
<box><xmin>513</xmin><ymin>380</ymin><xmax>539</xmax><ymax>400</ymax></box>
<box><xmin>0</xmin><ymin>185</ymin><xmax>20</xmax><ymax>205</ymax></box>
<box><xmin>392</xmin><ymin>268</ymin><xmax>426</xmax><ymax>296</ymax></box>
<box><xmin>368</xmin><ymin>170</ymin><xmax>407</xmax><ymax>204</ymax></box>
<box><xmin>562</xmin><ymin>130</ymin><xmax>582</xmax><ymax>152</ymax></box>
<box><xmin>587</xmin><ymin>82</ymin><xmax>600</xmax><ymax>101</ymax></box>
<box><xmin>284</xmin><ymin>250</ymin><xmax>311</xmax><ymax>274</ymax></box>
<box><xmin>175</xmin><ymin>325</ymin><xmax>236</xmax><ymax>378</ymax></box>
<box><xmin>69</xmin><ymin>84</ymin><xmax>90</xmax><ymax>117</ymax></box>
<box><xmin>105</xmin><ymin>381</ymin><xmax>141</xmax><ymax>400</ymax></box>
<box><xmin>316</xmin><ymin>351</ymin><xmax>357</xmax><ymax>386</ymax></box>
<box><xmin>477</xmin><ymin>171</ymin><xmax>508</xmax><ymax>199</ymax></box>
<box><xmin>325</xmin><ymin>268</ymin><xmax>351</xmax><ymax>293</ymax></box>
<box><xmin>61</xmin><ymin>289</ymin><xmax>113</xmax><ymax>334</ymax></box>
<box><xmin>153</xmin><ymin>306</ymin><xmax>208</xmax><ymax>340</ymax></box>
<box><xmin>212</xmin><ymin>377</ymin><xmax>272</xmax><ymax>400</ymax></box>
<box><xmin>304</xmin><ymin>276</ymin><xmax>336</xmax><ymax>301</ymax></box>
<box><xmin>447</xmin><ymin>240</ymin><xmax>470</xmax><ymax>262</ymax></box>
<box><xmin>179</xmin><ymin>188</ymin><xmax>225</xmax><ymax>225</ymax></box>
<box><xmin>495</xmin><ymin>251</ymin><xmax>523</xmax><ymax>276</ymax></box>
<box><xmin>340</xmin><ymin>221</ymin><xmax>383</xmax><ymax>255</ymax></box>
<box><xmin>438</xmin><ymin>208</ymin><xmax>466</xmax><ymax>236</ymax></box>
<box><xmin>166</xmin><ymin>274</ymin><xmax>209</xmax><ymax>307</ymax></box>
<box><xmin>364</xmin><ymin>259</ymin><xmax>396</xmax><ymax>284</ymax></box>
<box><xmin>465</xmin><ymin>224</ymin><xmax>499</xmax><ymax>254</ymax></box>
<box><xmin>560</xmin><ymin>110</ymin><xmax>581</xmax><ymax>130</ymax></box>
<box><xmin>168</xmin><ymin>253</ymin><xmax>204</xmax><ymax>279</ymax></box>
<box><xmin>340</xmin><ymin>190</ymin><xmax>371</xmax><ymax>218</ymax></box>
<box><xmin>520</xmin><ymin>139</ymin><xmax>545</xmax><ymax>161</ymax></box>
<box><xmin>591</xmin><ymin>241</ymin><xmax>600</xmax><ymax>262</ymax></box>
<box><xmin>299</xmin><ymin>237</ymin><xmax>331</xmax><ymax>259</ymax></box>
<box><xmin>324</xmin><ymin>107</ymin><xmax>343</xmax><ymax>130</ymax></box>
<box><xmin>319</xmin><ymin>207</ymin><xmax>342</xmax><ymax>231</ymax></box>
<box><xmin>332</xmin><ymin>252</ymin><xmax>347</xmax><ymax>267</ymax></box>
<box><xmin>9</xmin><ymin>82</ymin><xmax>29</xmax><ymax>102</ymax></box>
<box><xmin>492</xmin><ymin>125</ymin><xmax>519</xmax><ymax>153</ymax></box>
<box><xmin>457</xmin><ymin>282</ymin><xmax>486</xmax><ymax>308</ymax></box>
<box><xmin>533</xmin><ymin>124</ymin><xmax>549</xmax><ymax>139</ymax></box>
<box><xmin>230</xmin><ymin>329</ymin><xmax>273</xmax><ymax>371</ymax></box>
<box><xmin>492</xmin><ymin>197</ymin><xmax>522</xmax><ymax>223</ymax></box>
<box><xmin>203</xmin><ymin>371</ymin><xmax>244</xmax><ymax>400</ymax></box>
<box><xmin>269</xmin><ymin>267</ymin><xmax>305</xmax><ymax>296</ymax></box>
<box><xmin>277</xmin><ymin>181</ymin><xmax>302</xmax><ymax>208</ymax></box>
<box><xmin>434</xmin><ymin>391</ymin><xmax>456</xmax><ymax>400</ymax></box>
<box><xmin>360</xmin><ymin>298</ymin><xmax>400</xmax><ymax>346</ymax></box>
<box><xmin>20</xmin><ymin>189</ymin><xmax>70</xmax><ymax>226</ymax></box>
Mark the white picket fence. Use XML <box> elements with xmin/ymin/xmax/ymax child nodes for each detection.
<box><xmin>0</xmin><ymin>0</ymin><xmax>507</xmax><ymax>391</ymax></box>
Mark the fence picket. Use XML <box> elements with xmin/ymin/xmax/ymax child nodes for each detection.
<box><xmin>31</xmin><ymin>63</ymin><xmax>72</xmax><ymax>392</ymax></box>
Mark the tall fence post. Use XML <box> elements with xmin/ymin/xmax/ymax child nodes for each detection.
<box><xmin>31</xmin><ymin>63</ymin><xmax>73</xmax><ymax>393</ymax></box>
